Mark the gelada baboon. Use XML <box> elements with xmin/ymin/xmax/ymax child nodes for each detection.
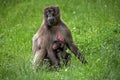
<box><xmin>32</xmin><ymin>6</ymin><xmax>87</xmax><ymax>70</ymax></box>
<box><xmin>52</xmin><ymin>40</ymin><xmax>71</xmax><ymax>66</ymax></box>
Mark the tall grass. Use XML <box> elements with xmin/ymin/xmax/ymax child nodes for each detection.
<box><xmin>0</xmin><ymin>0</ymin><xmax>120</xmax><ymax>80</ymax></box>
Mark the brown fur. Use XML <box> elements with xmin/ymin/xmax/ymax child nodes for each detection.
<box><xmin>32</xmin><ymin>6</ymin><xmax>87</xmax><ymax>70</ymax></box>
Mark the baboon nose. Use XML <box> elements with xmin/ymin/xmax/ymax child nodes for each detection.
<box><xmin>48</xmin><ymin>17</ymin><xmax>55</xmax><ymax>24</ymax></box>
<box><xmin>50</xmin><ymin>19</ymin><xmax>54</xmax><ymax>23</ymax></box>
<box><xmin>49</xmin><ymin>18</ymin><xmax>54</xmax><ymax>23</ymax></box>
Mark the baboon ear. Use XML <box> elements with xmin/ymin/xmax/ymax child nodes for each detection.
<box><xmin>55</xmin><ymin>6</ymin><xmax>60</xmax><ymax>15</ymax></box>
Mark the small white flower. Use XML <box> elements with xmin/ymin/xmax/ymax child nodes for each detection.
<box><xmin>65</xmin><ymin>68</ymin><xmax>68</xmax><ymax>71</ymax></box>
<box><xmin>73</xmin><ymin>11</ymin><xmax>76</xmax><ymax>14</ymax></box>
<box><xmin>73</xmin><ymin>27</ymin><xmax>76</xmax><ymax>30</ymax></box>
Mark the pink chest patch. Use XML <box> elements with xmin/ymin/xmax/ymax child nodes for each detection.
<box><xmin>57</xmin><ymin>34</ymin><xmax>64</xmax><ymax>41</ymax></box>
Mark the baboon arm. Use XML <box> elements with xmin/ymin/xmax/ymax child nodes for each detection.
<box><xmin>65</xmin><ymin>30</ymin><xmax>87</xmax><ymax>64</ymax></box>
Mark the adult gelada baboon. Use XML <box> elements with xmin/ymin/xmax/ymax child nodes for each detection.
<box><xmin>32</xmin><ymin>6</ymin><xmax>87</xmax><ymax>70</ymax></box>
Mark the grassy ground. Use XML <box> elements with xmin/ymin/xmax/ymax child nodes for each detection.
<box><xmin>0</xmin><ymin>0</ymin><xmax>120</xmax><ymax>80</ymax></box>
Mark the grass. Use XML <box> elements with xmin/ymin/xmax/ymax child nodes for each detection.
<box><xmin>0</xmin><ymin>0</ymin><xmax>120</xmax><ymax>80</ymax></box>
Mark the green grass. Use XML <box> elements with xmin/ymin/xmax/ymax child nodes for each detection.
<box><xmin>0</xmin><ymin>0</ymin><xmax>120</xmax><ymax>80</ymax></box>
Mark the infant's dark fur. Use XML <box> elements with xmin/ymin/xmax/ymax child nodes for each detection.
<box><xmin>52</xmin><ymin>40</ymin><xmax>71</xmax><ymax>66</ymax></box>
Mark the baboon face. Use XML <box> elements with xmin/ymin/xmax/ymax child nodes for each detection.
<box><xmin>44</xmin><ymin>6</ymin><xmax>60</xmax><ymax>26</ymax></box>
